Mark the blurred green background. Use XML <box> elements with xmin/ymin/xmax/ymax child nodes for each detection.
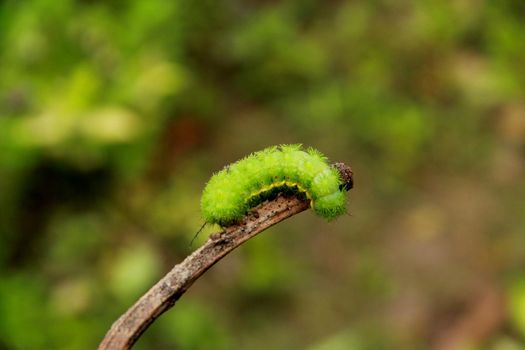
<box><xmin>1</xmin><ymin>0</ymin><xmax>525</xmax><ymax>349</ymax></box>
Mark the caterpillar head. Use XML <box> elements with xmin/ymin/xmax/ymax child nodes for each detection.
<box><xmin>333</xmin><ymin>162</ymin><xmax>353</xmax><ymax>192</ymax></box>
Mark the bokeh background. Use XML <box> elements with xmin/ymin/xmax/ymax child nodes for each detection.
<box><xmin>1</xmin><ymin>1</ymin><xmax>525</xmax><ymax>349</ymax></box>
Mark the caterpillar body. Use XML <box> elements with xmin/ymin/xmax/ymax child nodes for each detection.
<box><xmin>201</xmin><ymin>144</ymin><xmax>353</xmax><ymax>227</ymax></box>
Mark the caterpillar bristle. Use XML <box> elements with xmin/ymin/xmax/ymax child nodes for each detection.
<box><xmin>189</xmin><ymin>222</ymin><xmax>207</xmax><ymax>247</ymax></box>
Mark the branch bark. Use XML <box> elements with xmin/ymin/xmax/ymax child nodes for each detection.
<box><xmin>99</xmin><ymin>161</ymin><xmax>353</xmax><ymax>349</ymax></box>
<box><xmin>98</xmin><ymin>194</ymin><xmax>310</xmax><ymax>350</ymax></box>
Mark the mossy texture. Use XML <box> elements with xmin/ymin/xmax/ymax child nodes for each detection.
<box><xmin>201</xmin><ymin>145</ymin><xmax>347</xmax><ymax>226</ymax></box>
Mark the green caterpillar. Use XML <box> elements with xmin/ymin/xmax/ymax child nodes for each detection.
<box><xmin>201</xmin><ymin>144</ymin><xmax>353</xmax><ymax>227</ymax></box>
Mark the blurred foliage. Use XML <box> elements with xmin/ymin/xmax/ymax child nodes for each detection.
<box><xmin>1</xmin><ymin>0</ymin><xmax>525</xmax><ymax>349</ymax></box>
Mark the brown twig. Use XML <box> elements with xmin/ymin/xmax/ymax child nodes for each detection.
<box><xmin>98</xmin><ymin>162</ymin><xmax>353</xmax><ymax>349</ymax></box>
<box><xmin>98</xmin><ymin>194</ymin><xmax>310</xmax><ymax>350</ymax></box>
<box><xmin>430</xmin><ymin>286</ymin><xmax>505</xmax><ymax>350</ymax></box>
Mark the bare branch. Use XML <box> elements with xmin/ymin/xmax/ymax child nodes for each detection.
<box><xmin>98</xmin><ymin>194</ymin><xmax>310</xmax><ymax>350</ymax></box>
<box><xmin>98</xmin><ymin>161</ymin><xmax>353</xmax><ymax>349</ymax></box>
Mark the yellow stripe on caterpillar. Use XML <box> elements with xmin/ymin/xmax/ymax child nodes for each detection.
<box><xmin>246</xmin><ymin>180</ymin><xmax>315</xmax><ymax>207</ymax></box>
